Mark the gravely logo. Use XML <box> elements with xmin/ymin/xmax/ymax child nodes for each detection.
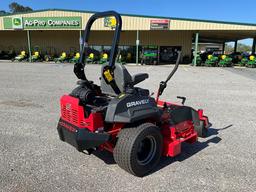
<box><xmin>126</xmin><ymin>99</ymin><xmax>150</xmax><ymax>108</ymax></box>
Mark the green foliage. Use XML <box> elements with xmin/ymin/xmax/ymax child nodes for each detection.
<box><xmin>9</xmin><ymin>2</ymin><xmax>33</xmax><ymax>13</ymax></box>
<box><xmin>225</xmin><ymin>43</ymin><xmax>252</xmax><ymax>53</ymax></box>
<box><xmin>0</xmin><ymin>10</ymin><xmax>7</xmax><ymax>15</ymax></box>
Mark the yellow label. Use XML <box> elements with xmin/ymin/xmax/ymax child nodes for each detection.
<box><xmin>118</xmin><ymin>93</ymin><xmax>125</xmax><ymax>98</ymax></box>
<box><xmin>103</xmin><ymin>70</ymin><xmax>113</xmax><ymax>82</ymax></box>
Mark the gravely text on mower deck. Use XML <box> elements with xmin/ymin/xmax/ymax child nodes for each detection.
<box><xmin>57</xmin><ymin>11</ymin><xmax>211</xmax><ymax>177</ymax></box>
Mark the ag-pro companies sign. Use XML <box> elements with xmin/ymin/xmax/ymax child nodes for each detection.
<box><xmin>4</xmin><ymin>16</ymin><xmax>82</xmax><ymax>29</ymax></box>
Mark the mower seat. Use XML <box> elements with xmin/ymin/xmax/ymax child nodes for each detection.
<box><xmin>100</xmin><ymin>63</ymin><xmax>149</xmax><ymax>96</ymax></box>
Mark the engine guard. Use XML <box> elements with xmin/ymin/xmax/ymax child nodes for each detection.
<box><xmin>57</xmin><ymin>118</ymin><xmax>110</xmax><ymax>152</ymax></box>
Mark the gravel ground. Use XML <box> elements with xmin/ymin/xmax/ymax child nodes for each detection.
<box><xmin>0</xmin><ymin>61</ymin><xmax>256</xmax><ymax>192</ymax></box>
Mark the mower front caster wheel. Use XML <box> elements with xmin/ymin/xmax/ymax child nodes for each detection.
<box><xmin>113</xmin><ymin>123</ymin><xmax>163</xmax><ymax>177</ymax></box>
<box><xmin>194</xmin><ymin>120</ymin><xmax>208</xmax><ymax>138</ymax></box>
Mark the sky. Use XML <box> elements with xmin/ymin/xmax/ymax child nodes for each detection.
<box><xmin>1</xmin><ymin>0</ymin><xmax>255</xmax><ymax>45</ymax></box>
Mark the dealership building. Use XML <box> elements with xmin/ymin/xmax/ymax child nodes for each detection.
<box><xmin>1</xmin><ymin>9</ymin><xmax>256</xmax><ymax>64</ymax></box>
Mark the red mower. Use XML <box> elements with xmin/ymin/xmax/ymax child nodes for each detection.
<box><xmin>57</xmin><ymin>11</ymin><xmax>211</xmax><ymax>177</ymax></box>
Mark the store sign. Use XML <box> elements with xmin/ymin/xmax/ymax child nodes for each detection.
<box><xmin>12</xmin><ymin>17</ymin><xmax>23</xmax><ymax>29</ymax></box>
<box><xmin>4</xmin><ymin>16</ymin><xmax>82</xmax><ymax>29</ymax></box>
<box><xmin>150</xmin><ymin>19</ymin><xmax>170</xmax><ymax>30</ymax></box>
<box><xmin>104</xmin><ymin>16</ymin><xmax>116</xmax><ymax>29</ymax></box>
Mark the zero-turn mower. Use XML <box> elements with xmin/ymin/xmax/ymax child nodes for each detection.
<box><xmin>54</xmin><ymin>52</ymin><xmax>68</xmax><ymax>63</ymax></box>
<box><xmin>99</xmin><ymin>52</ymin><xmax>109</xmax><ymax>64</ymax></box>
<box><xmin>69</xmin><ymin>52</ymin><xmax>80</xmax><ymax>63</ymax></box>
<box><xmin>30</xmin><ymin>51</ymin><xmax>42</xmax><ymax>62</ymax></box>
<box><xmin>57</xmin><ymin>11</ymin><xmax>211</xmax><ymax>177</ymax></box>
<box><xmin>205</xmin><ymin>54</ymin><xmax>218</xmax><ymax>67</ymax></box>
<box><xmin>246</xmin><ymin>55</ymin><xmax>256</xmax><ymax>68</ymax></box>
<box><xmin>12</xmin><ymin>50</ymin><xmax>28</xmax><ymax>62</ymax></box>
<box><xmin>192</xmin><ymin>52</ymin><xmax>202</xmax><ymax>66</ymax></box>
<box><xmin>218</xmin><ymin>55</ymin><xmax>233</xmax><ymax>67</ymax></box>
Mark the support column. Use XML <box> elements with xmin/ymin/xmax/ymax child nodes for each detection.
<box><xmin>252</xmin><ymin>37</ymin><xmax>256</xmax><ymax>54</ymax></box>
<box><xmin>79</xmin><ymin>30</ymin><xmax>82</xmax><ymax>52</ymax></box>
<box><xmin>193</xmin><ymin>32</ymin><xmax>199</xmax><ymax>66</ymax></box>
<box><xmin>222</xmin><ymin>42</ymin><xmax>225</xmax><ymax>54</ymax></box>
<box><xmin>234</xmin><ymin>40</ymin><xmax>238</xmax><ymax>52</ymax></box>
<box><xmin>136</xmin><ymin>30</ymin><xmax>139</xmax><ymax>65</ymax></box>
<box><xmin>27</xmin><ymin>30</ymin><xmax>32</xmax><ymax>62</ymax></box>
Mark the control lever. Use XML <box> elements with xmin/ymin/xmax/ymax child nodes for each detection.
<box><xmin>177</xmin><ymin>96</ymin><xmax>186</xmax><ymax>105</ymax></box>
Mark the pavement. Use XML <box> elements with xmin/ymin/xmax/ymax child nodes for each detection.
<box><xmin>0</xmin><ymin>61</ymin><xmax>256</xmax><ymax>192</ymax></box>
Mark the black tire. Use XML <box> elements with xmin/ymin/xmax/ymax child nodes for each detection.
<box><xmin>194</xmin><ymin>120</ymin><xmax>208</xmax><ymax>138</ymax></box>
<box><xmin>113</xmin><ymin>123</ymin><xmax>163</xmax><ymax>177</ymax></box>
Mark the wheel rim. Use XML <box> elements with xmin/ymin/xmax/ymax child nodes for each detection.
<box><xmin>137</xmin><ymin>136</ymin><xmax>157</xmax><ymax>165</ymax></box>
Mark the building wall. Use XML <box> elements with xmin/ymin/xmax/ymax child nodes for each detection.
<box><xmin>0</xmin><ymin>31</ymin><xmax>27</xmax><ymax>52</ymax></box>
<box><xmin>0</xmin><ymin>30</ymin><xmax>193</xmax><ymax>57</ymax></box>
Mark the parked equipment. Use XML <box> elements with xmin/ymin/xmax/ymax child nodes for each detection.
<box><xmin>141</xmin><ymin>46</ymin><xmax>158</xmax><ymax>65</ymax></box>
<box><xmin>218</xmin><ymin>55</ymin><xmax>233</xmax><ymax>67</ymax></box>
<box><xmin>205</xmin><ymin>54</ymin><xmax>218</xmax><ymax>67</ymax></box>
<box><xmin>12</xmin><ymin>51</ymin><xmax>28</xmax><ymax>62</ymax></box>
<box><xmin>70</xmin><ymin>52</ymin><xmax>80</xmax><ymax>63</ymax></box>
<box><xmin>99</xmin><ymin>52</ymin><xmax>108</xmax><ymax>64</ymax></box>
<box><xmin>57</xmin><ymin>11</ymin><xmax>211</xmax><ymax>177</ymax></box>
<box><xmin>54</xmin><ymin>52</ymin><xmax>68</xmax><ymax>63</ymax></box>
<box><xmin>192</xmin><ymin>53</ymin><xmax>202</xmax><ymax>66</ymax></box>
<box><xmin>31</xmin><ymin>51</ymin><xmax>42</xmax><ymax>62</ymax></box>
<box><xmin>44</xmin><ymin>47</ymin><xmax>57</xmax><ymax>62</ymax></box>
<box><xmin>246</xmin><ymin>55</ymin><xmax>256</xmax><ymax>68</ymax></box>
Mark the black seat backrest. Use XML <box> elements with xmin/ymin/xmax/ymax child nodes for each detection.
<box><xmin>100</xmin><ymin>63</ymin><xmax>149</xmax><ymax>96</ymax></box>
<box><xmin>101</xmin><ymin>63</ymin><xmax>132</xmax><ymax>96</ymax></box>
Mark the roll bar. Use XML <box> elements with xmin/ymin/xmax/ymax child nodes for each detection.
<box><xmin>79</xmin><ymin>11</ymin><xmax>122</xmax><ymax>68</ymax></box>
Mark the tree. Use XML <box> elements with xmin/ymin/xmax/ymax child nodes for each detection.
<box><xmin>0</xmin><ymin>10</ymin><xmax>7</xmax><ymax>15</ymax></box>
<box><xmin>225</xmin><ymin>42</ymin><xmax>252</xmax><ymax>53</ymax></box>
<box><xmin>9</xmin><ymin>2</ymin><xmax>33</xmax><ymax>13</ymax></box>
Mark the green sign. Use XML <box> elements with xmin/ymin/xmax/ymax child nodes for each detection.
<box><xmin>12</xmin><ymin>17</ymin><xmax>23</xmax><ymax>29</ymax></box>
<box><xmin>4</xmin><ymin>16</ymin><xmax>82</xmax><ymax>29</ymax></box>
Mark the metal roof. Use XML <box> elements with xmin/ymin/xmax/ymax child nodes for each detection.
<box><xmin>1</xmin><ymin>8</ymin><xmax>256</xmax><ymax>27</ymax></box>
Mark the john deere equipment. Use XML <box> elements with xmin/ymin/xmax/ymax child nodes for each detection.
<box><xmin>54</xmin><ymin>52</ymin><xmax>68</xmax><ymax>63</ymax></box>
<box><xmin>44</xmin><ymin>47</ymin><xmax>57</xmax><ymax>62</ymax></box>
<box><xmin>205</xmin><ymin>54</ymin><xmax>218</xmax><ymax>67</ymax></box>
<box><xmin>70</xmin><ymin>52</ymin><xmax>80</xmax><ymax>63</ymax></box>
<box><xmin>192</xmin><ymin>53</ymin><xmax>202</xmax><ymax>66</ymax></box>
<box><xmin>239</xmin><ymin>56</ymin><xmax>248</xmax><ymax>66</ymax></box>
<box><xmin>99</xmin><ymin>52</ymin><xmax>108</xmax><ymax>64</ymax></box>
<box><xmin>218</xmin><ymin>55</ymin><xmax>233</xmax><ymax>67</ymax></box>
<box><xmin>30</xmin><ymin>51</ymin><xmax>42</xmax><ymax>62</ymax></box>
<box><xmin>12</xmin><ymin>51</ymin><xmax>28</xmax><ymax>62</ymax></box>
<box><xmin>246</xmin><ymin>55</ymin><xmax>256</xmax><ymax>68</ymax></box>
<box><xmin>86</xmin><ymin>53</ymin><xmax>96</xmax><ymax>64</ymax></box>
<box><xmin>141</xmin><ymin>46</ymin><xmax>158</xmax><ymax>65</ymax></box>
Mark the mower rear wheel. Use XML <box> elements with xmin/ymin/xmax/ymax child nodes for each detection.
<box><xmin>194</xmin><ymin>120</ymin><xmax>208</xmax><ymax>138</ymax></box>
<box><xmin>113</xmin><ymin>123</ymin><xmax>163</xmax><ymax>177</ymax></box>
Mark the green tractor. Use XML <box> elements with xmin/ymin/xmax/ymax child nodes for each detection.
<box><xmin>86</xmin><ymin>52</ymin><xmax>97</xmax><ymax>64</ymax></box>
<box><xmin>218</xmin><ymin>55</ymin><xmax>233</xmax><ymax>67</ymax></box>
<box><xmin>44</xmin><ymin>47</ymin><xmax>57</xmax><ymax>62</ymax></box>
<box><xmin>246</xmin><ymin>55</ymin><xmax>256</xmax><ymax>68</ymax></box>
<box><xmin>29</xmin><ymin>46</ymin><xmax>42</xmax><ymax>62</ymax></box>
<box><xmin>99</xmin><ymin>52</ymin><xmax>109</xmax><ymax>64</ymax></box>
<box><xmin>239</xmin><ymin>57</ymin><xmax>248</xmax><ymax>66</ymax></box>
<box><xmin>69</xmin><ymin>52</ymin><xmax>80</xmax><ymax>63</ymax></box>
<box><xmin>141</xmin><ymin>46</ymin><xmax>158</xmax><ymax>65</ymax></box>
<box><xmin>12</xmin><ymin>50</ymin><xmax>28</xmax><ymax>62</ymax></box>
<box><xmin>192</xmin><ymin>53</ymin><xmax>202</xmax><ymax>66</ymax></box>
<box><xmin>205</xmin><ymin>54</ymin><xmax>219</xmax><ymax>67</ymax></box>
<box><xmin>54</xmin><ymin>52</ymin><xmax>68</xmax><ymax>63</ymax></box>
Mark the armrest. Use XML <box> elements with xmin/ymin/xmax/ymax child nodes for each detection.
<box><xmin>131</xmin><ymin>73</ymin><xmax>149</xmax><ymax>85</ymax></box>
